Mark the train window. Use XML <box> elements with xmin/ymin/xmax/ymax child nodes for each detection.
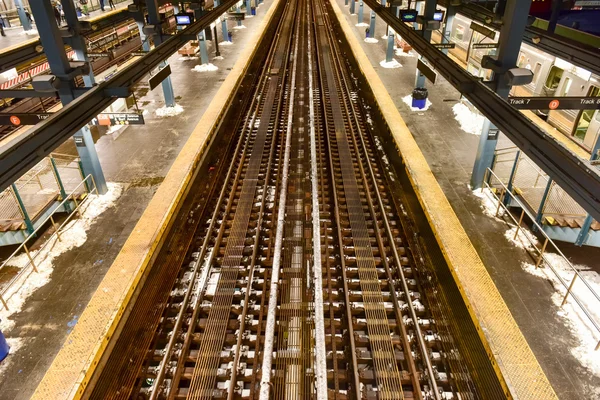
<box><xmin>560</xmin><ymin>78</ymin><xmax>572</xmax><ymax>96</ymax></box>
<box><xmin>453</xmin><ymin>25</ymin><xmax>465</xmax><ymax>41</ymax></box>
<box><xmin>574</xmin><ymin>86</ymin><xmax>599</xmax><ymax>142</ymax></box>
<box><xmin>544</xmin><ymin>66</ymin><xmax>563</xmax><ymax>90</ymax></box>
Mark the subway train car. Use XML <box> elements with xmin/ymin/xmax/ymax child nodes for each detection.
<box><xmin>441</xmin><ymin>12</ymin><xmax>600</xmax><ymax>151</ymax></box>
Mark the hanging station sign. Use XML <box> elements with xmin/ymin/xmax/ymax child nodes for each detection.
<box><xmin>508</xmin><ymin>97</ymin><xmax>600</xmax><ymax>110</ymax></box>
<box><xmin>91</xmin><ymin>112</ymin><xmax>145</xmax><ymax>126</ymax></box>
<box><xmin>0</xmin><ymin>113</ymin><xmax>51</xmax><ymax>126</ymax></box>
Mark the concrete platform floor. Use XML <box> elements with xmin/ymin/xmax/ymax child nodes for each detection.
<box><xmin>333</xmin><ymin>1</ymin><xmax>600</xmax><ymax>398</ymax></box>
<box><xmin>0</xmin><ymin>4</ymin><xmax>273</xmax><ymax>398</ymax></box>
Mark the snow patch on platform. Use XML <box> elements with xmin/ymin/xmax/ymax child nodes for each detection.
<box><xmin>355</xmin><ymin>22</ymin><xmax>368</xmax><ymax>27</ymax></box>
<box><xmin>364</xmin><ymin>37</ymin><xmax>379</xmax><ymax>43</ymax></box>
<box><xmin>379</xmin><ymin>59</ymin><xmax>401</xmax><ymax>69</ymax></box>
<box><xmin>521</xmin><ymin>257</ymin><xmax>600</xmax><ymax>378</ymax></box>
<box><xmin>452</xmin><ymin>102</ymin><xmax>485</xmax><ymax>136</ymax></box>
<box><xmin>0</xmin><ymin>183</ymin><xmax>123</xmax><ymax>333</ymax></box>
<box><xmin>219</xmin><ymin>41</ymin><xmax>233</xmax><ymax>46</ymax></box>
<box><xmin>233</xmin><ymin>25</ymin><xmax>247</xmax><ymax>30</ymax></box>
<box><xmin>155</xmin><ymin>104</ymin><xmax>184</xmax><ymax>117</ymax></box>
<box><xmin>192</xmin><ymin>63</ymin><xmax>219</xmax><ymax>72</ymax></box>
<box><xmin>395</xmin><ymin>49</ymin><xmax>415</xmax><ymax>57</ymax></box>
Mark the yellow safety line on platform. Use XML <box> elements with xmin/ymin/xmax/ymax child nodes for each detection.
<box><xmin>31</xmin><ymin>1</ymin><xmax>280</xmax><ymax>399</ymax></box>
<box><xmin>329</xmin><ymin>1</ymin><xmax>558</xmax><ymax>399</ymax></box>
<box><xmin>0</xmin><ymin>37</ymin><xmax>39</xmax><ymax>56</ymax></box>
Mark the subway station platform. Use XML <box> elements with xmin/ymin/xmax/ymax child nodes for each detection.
<box><xmin>331</xmin><ymin>0</ymin><xmax>600</xmax><ymax>398</ymax></box>
<box><xmin>0</xmin><ymin>4</ymin><xmax>274</xmax><ymax>398</ymax></box>
<box><xmin>0</xmin><ymin>0</ymin><xmax>599</xmax><ymax>399</ymax></box>
<box><xmin>0</xmin><ymin>1</ymin><xmax>132</xmax><ymax>53</ymax></box>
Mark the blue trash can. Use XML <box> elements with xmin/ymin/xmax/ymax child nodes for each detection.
<box><xmin>0</xmin><ymin>329</ymin><xmax>9</xmax><ymax>362</ymax></box>
<box><xmin>251</xmin><ymin>6</ymin><xmax>256</xmax><ymax>15</ymax></box>
<box><xmin>411</xmin><ymin>87</ymin><xmax>428</xmax><ymax>109</ymax></box>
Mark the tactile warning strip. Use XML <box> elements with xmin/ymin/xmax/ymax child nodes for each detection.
<box><xmin>31</xmin><ymin>1</ymin><xmax>281</xmax><ymax>399</ymax></box>
<box><xmin>329</xmin><ymin>1</ymin><xmax>558</xmax><ymax>399</ymax></box>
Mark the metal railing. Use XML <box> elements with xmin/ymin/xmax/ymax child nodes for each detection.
<box><xmin>0</xmin><ymin>175</ymin><xmax>98</xmax><ymax>311</ymax></box>
<box><xmin>491</xmin><ymin>147</ymin><xmax>588</xmax><ymax>222</ymax></box>
<box><xmin>483</xmin><ymin>168</ymin><xmax>600</xmax><ymax>350</ymax></box>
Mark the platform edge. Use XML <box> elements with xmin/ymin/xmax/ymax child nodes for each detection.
<box><xmin>30</xmin><ymin>1</ymin><xmax>282</xmax><ymax>399</ymax></box>
<box><xmin>328</xmin><ymin>1</ymin><xmax>559</xmax><ymax>399</ymax></box>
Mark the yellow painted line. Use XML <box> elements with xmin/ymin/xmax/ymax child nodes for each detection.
<box><xmin>85</xmin><ymin>3</ymin><xmax>130</xmax><ymax>23</ymax></box>
<box><xmin>329</xmin><ymin>1</ymin><xmax>558</xmax><ymax>399</ymax></box>
<box><xmin>31</xmin><ymin>1</ymin><xmax>281</xmax><ymax>399</ymax></box>
<box><xmin>0</xmin><ymin>37</ymin><xmax>39</xmax><ymax>57</ymax></box>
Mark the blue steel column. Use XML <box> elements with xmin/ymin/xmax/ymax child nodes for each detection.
<box><xmin>236</xmin><ymin>4</ymin><xmax>242</xmax><ymax>27</ymax></box>
<box><xmin>14</xmin><ymin>0</ymin><xmax>31</xmax><ymax>31</ymax></box>
<box><xmin>358</xmin><ymin>1</ymin><xmax>363</xmax><ymax>25</ymax></box>
<box><xmin>146</xmin><ymin>0</ymin><xmax>176</xmax><ymax>107</ymax></box>
<box><xmin>350</xmin><ymin>0</ymin><xmax>355</xmax><ymax>15</ymax></box>
<box><xmin>61</xmin><ymin>0</ymin><xmax>95</xmax><ymax>86</ymax></box>
<box><xmin>441</xmin><ymin>5</ymin><xmax>455</xmax><ymax>55</ymax></box>
<box><xmin>29</xmin><ymin>0</ymin><xmax>107</xmax><ymax>194</ymax></box>
<box><xmin>576</xmin><ymin>142</ymin><xmax>599</xmax><ymax>245</ymax></box>
<box><xmin>246</xmin><ymin>0</ymin><xmax>252</xmax><ymax>16</ymax></box>
<box><xmin>368</xmin><ymin>10</ymin><xmax>375</xmax><ymax>39</ymax></box>
<box><xmin>194</xmin><ymin>8</ymin><xmax>210</xmax><ymax>65</ymax></box>
<box><xmin>534</xmin><ymin>178</ymin><xmax>553</xmax><ymax>229</ymax></box>
<box><xmin>414</xmin><ymin>0</ymin><xmax>435</xmax><ymax>89</ymax></box>
<box><xmin>471</xmin><ymin>0</ymin><xmax>533</xmax><ymax>189</ymax></box>
<box><xmin>215</xmin><ymin>0</ymin><xmax>230</xmax><ymax>43</ymax></box>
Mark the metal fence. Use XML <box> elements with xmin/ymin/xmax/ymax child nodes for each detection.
<box><xmin>483</xmin><ymin>168</ymin><xmax>600</xmax><ymax>351</ymax></box>
<box><xmin>0</xmin><ymin>153</ymin><xmax>86</xmax><ymax>234</ymax></box>
<box><xmin>0</xmin><ymin>174</ymin><xmax>98</xmax><ymax>310</ymax></box>
<box><xmin>490</xmin><ymin>147</ymin><xmax>589</xmax><ymax>222</ymax></box>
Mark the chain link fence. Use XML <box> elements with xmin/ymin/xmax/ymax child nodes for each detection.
<box><xmin>0</xmin><ymin>154</ymin><xmax>87</xmax><ymax>236</ymax></box>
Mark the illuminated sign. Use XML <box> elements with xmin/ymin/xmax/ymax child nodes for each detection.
<box><xmin>433</xmin><ymin>11</ymin><xmax>445</xmax><ymax>21</ymax></box>
<box><xmin>175</xmin><ymin>13</ymin><xmax>194</xmax><ymax>25</ymax></box>
<box><xmin>400</xmin><ymin>10</ymin><xmax>418</xmax><ymax>22</ymax></box>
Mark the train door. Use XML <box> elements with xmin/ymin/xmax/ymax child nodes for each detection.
<box><xmin>574</xmin><ymin>85</ymin><xmax>600</xmax><ymax>147</ymax></box>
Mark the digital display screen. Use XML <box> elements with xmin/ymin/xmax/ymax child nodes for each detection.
<box><xmin>176</xmin><ymin>14</ymin><xmax>193</xmax><ymax>25</ymax></box>
<box><xmin>433</xmin><ymin>11</ymin><xmax>444</xmax><ymax>21</ymax></box>
<box><xmin>400</xmin><ymin>10</ymin><xmax>418</xmax><ymax>22</ymax></box>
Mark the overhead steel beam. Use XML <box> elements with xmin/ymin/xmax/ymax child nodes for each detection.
<box><xmin>437</xmin><ymin>0</ymin><xmax>600</xmax><ymax>77</ymax></box>
<box><xmin>0</xmin><ymin>9</ymin><xmax>133</xmax><ymax>74</ymax></box>
<box><xmin>360</xmin><ymin>0</ymin><xmax>600</xmax><ymax>221</ymax></box>
<box><xmin>0</xmin><ymin>0</ymin><xmax>240</xmax><ymax>195</ymax></box>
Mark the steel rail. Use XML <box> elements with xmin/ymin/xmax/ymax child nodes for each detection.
<box><xmin>315</xmin><ymin>5</ymin><xmax>406</xmax><ymax>397</ymax></box>
<box><xmin>317</xmin><ymin>3</ymin><xmax>428</xmax><ymax>396</ymax></box>
<box><xmin>312</xmin><ymin>3</ymin><xmax>362</xmax><ymax>394</ymax></box>
<box><xmin>361</xmin><ymin>0</ymin><xmax>600</xmax><ymax>222</ymax></box>
<box><xmin>0</xmin><ymin>0</ymin><xmax>241</xmax><ymax>194</ymax></box>
<box><xmin>259</xmin><ymin>0</ymin><xmax>303</xmax><ymax>395</ymax></box>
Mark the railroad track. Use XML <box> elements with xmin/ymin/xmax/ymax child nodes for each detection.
<box><xmin>87</xmin><ymin>0</ymin><xmax>508</xmax><ymax>398</ymax></box>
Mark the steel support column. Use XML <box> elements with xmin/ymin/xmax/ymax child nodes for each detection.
<box><xmin>246</xmin><ymin>0</ymin><xmax>251</xmax><ymax>16</ymax></box>
<box><xmin>575</xmin><ymin>215</ymin><xmax>593</xmax><ymax>246</ymax></box>
<box><xmin>350</xmin><ymin>0</ymin><xmax>355</xmax><ymax>15</ymax></box>
<box><xmin>236</xmin><ymin>4</ymin><xmax>243</xmax><ymax>26</ymax></box>
<box><xmin>146</xmin><ymin>0</ymin><xmax>176</xmax><ymax>107</ymax></box>
<box><xmin>14</xmin><ymin>0</ymin><xmax>31</xmax><ymax>31</ymax></box>
<box><xmin>534</xmin><ymin>178</ymin><xmax>553</xmax><ymax>229</ymax></box>
<box><xmin>471</xmin><ymin>0</ymin><xmax>533</xmax><ymax>189</ymax></box>
<box><xmin>386</xmin><ymin>30</ymin><xmax>394</xmax><ymax>62</ymax></box>
<box><xmin>414</xmin><ymin>0</ymin><xmax>435</xmax><ymax>89</ymax></box>
<box><xmin>61</xmin><ymin>0</ymin><xmax>95</xmax><ymax>87</ymax></box>
<box><xmin>358</xmin><ymin>1</ymin><xmax>364</xmax><ymax>25</ymax></box>
<box><xmin>28</xmin><ymin>0</ymin><xmax>107</xmax><ymax>194</ymax></box>
<box><xmin>369</xmin><ymin>10</ymin><xmax>375</xmax><ymax>39</ymax></box>
<box><xmin>441</xmin><ymin>4</ymin><xmax>455</xmax><ymax>55</ymax></box>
